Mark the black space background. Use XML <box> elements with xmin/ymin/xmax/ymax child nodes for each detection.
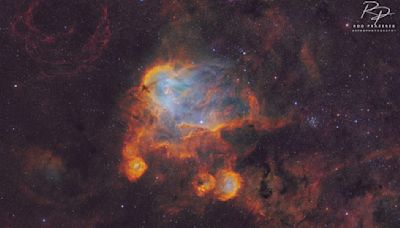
<box><xmin>1</xmin><ymin>0</ymin><xmax>400</xmax><ymax>227</ymax></box>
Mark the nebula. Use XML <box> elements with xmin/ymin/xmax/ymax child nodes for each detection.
<box><xmin>10</xmin><ymin>0</ymin><xmax>111</xmax><ymax>77</ymax></box>
<box><xmin>119</xmin><ymin>58</ymin><xmax>290</xmax><ymax>218</ymax></box>
<box><xmin>2</xmin><ymin>0</ymin><xmax>400</xmax><ymax>227</ymax></box>
<box><xmin>214</xmin><ymin>170</ymin><xmax>242</xmax><ymax>201</ymax></box>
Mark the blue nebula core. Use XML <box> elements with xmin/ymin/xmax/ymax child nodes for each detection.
<box><xmin>223</xmin><ymin>178</ymin><xmax>234</xmax><ymax>193</ymax></box>
<box><xmin>150</xmin><ymin>62</ymin><xmax>250</xmax><ymax>128</ymax></box>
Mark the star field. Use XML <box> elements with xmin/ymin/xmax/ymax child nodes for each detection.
<box><xmin>0</xmin><ymin>0</ymin><xmax>400</xmax><ymax>227</ymax></box>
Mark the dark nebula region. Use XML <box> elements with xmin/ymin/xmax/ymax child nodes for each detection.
<box><xmin>1</xmin><ymin>0</ymin><xmax>400</xmax><ymax>227</ymax></box>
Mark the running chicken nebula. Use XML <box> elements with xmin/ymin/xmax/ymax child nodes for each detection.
<box><xmin>2</xmin><ymin>0</ymin><xmax>400</xmax><ymax>227</ymax></box>
<box><xmin>120</xmin><ymin>59</ymin><xmax>286</xmax><ymax>206</ymax></box>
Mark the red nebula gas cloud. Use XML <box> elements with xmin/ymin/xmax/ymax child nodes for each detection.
<box><xmin>119</xmin><ymin>59</ymin><xmax>291</xmax><ymax>218</ymax></box>
<box><xmin>10</xmin><ymin>0</ymin><xmax>111</xmax><ymax>77</ymax></box>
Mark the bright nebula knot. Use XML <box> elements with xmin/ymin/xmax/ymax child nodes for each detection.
<box><xmin>122</xmin><ymin>156</ymin><xmax>148</xmax><ymax>182</ymax></box>
<box><xmin>214</xmin><ymin>170</ymin><xmax>242</xmax><ymax>201</ymax></box>
<box><xmin>193</xmin><ymin>172</ymin><xmax>216</xmax><ymax>197</ymax></box>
